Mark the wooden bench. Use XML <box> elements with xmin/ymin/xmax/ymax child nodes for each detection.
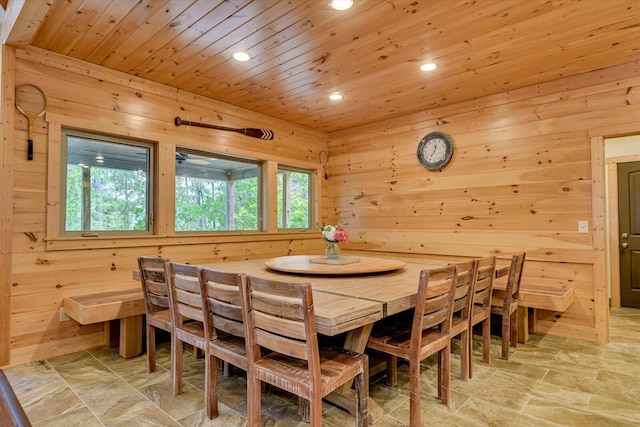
<box><xmin>492</xmin><ymin>278</ymin><xmax>574</xmax><ymax>343</ymax></box>
<box><xmin>63</xmin><ymin>288</ymin><xmax>146</xmax><ymax>358</ymax></box>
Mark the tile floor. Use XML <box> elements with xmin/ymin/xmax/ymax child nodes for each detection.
<box><xmin>4</xmin><ymin>307</ymin><xmax>640</xmax><ymax>426</ymax></box>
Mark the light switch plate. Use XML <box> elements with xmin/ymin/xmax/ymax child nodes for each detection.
<box><xmin>578</xmin><ymin>220</ymin><xmax>589</xmax><ymax>234</ymax></box>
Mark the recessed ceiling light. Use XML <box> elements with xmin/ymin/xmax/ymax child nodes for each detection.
<box><xmin>329</xmin><ymin>93</ymin><xmax>343</xmax><ymax>101</ymax></box>
<box><xmin>329</xmin><ymin>0</ymin><xmax>353</xmax><ymax>10</ymax></box>
<box><xmin>420</xmin><ymin>62</ymin><xmax>438</xmax><ymax>72</ymax></box>
<box><xmin>232</xmin><ymin>51</ymin><xmax>250</xmax><ymax>62</ymax></box>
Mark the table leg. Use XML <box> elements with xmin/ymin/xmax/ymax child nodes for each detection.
<box><xmin>333</xmin><ymin>324</ymin><xmax>385</xmax><ymax>424</ymax></box>
<box><xmin>119</xmin><ymin>315</ymin><xmax>143</xmax><ymax>358</ymax></box>
<box><xmin>324</xmin><ymin>388</ymin><xmax>385</xmax><ymax>423</ymax></box>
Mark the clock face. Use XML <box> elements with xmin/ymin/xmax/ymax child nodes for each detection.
<box><xmin>417</xmin><ymin>132</ymin><xmax>454</xmax><ymax>170</ymax></box>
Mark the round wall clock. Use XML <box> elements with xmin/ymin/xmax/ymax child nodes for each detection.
<box><xmin>417</xmin><ymin>131</ymin><xmax>454</xmax><ymax>170</ymax></box>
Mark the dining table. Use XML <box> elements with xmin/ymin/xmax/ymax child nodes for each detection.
<box><xmin>201</xmin><ymin>254</ymin><xmax>449</xmax><ymax>423</ymax></box>
<box><xmin>127</xmin><ymin>253</ymin><xmax>558</xmax><ymax>423</ymax></box>
<box><xmin>77</xmin><ymin>251</ymin><xmax>570</xmax><ymax>422</ymax></box>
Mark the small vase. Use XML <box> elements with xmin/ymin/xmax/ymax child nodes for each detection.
<box><xmin>325</xmin><ymin>241</ymin><xmax>341</xmax><ymax>260</ymax></box>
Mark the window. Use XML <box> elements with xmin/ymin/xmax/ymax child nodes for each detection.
<box><xmin>62</xmin><ymin>129</ymin><xmax>153</xmax><ymax>236</ymax></box>
<box><xmin>175</xmin><ymin>150</ymin><xmax>261</xmax><ymax>232</ymax></box>
<box><xmin>278</xmin><ymin>166</ymin><xmax>312</xmax><ymax>229</ymax></box>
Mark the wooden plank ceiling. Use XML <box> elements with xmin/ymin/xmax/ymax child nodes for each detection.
<box><xmin>12</xmin><ymin>0</ymin><xmax>640</xmax><ymax>132</ymax></box>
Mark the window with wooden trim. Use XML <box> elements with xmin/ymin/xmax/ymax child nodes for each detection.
<box><xmin>61</xmin><ymin>128</ymin><xmax>154</xmax><ymax>236</ymax></box>
<box><xmin>277</xmin><ymin>166</ymin><xmax>312</xmax><ymax>230</ymax></box>
<box><xmin>175</xmin><ymin>149</ymin><xmax>261</xmax><ymax>232</ymax></box>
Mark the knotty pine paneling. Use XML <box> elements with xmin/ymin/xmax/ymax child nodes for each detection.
<box><xmin>3</xmin><ymin>44</ymin><xmax>638</xmax><ymax>366</ymax></box>
<box><xmin>328</xmin><ymin>62</ymin><xmax>640</xmax><ymax>344</ymax></box>
<box><xmin>3</xmin><ymin>47</ymin><xmax>327</xmax><ymax>367</ymax></box>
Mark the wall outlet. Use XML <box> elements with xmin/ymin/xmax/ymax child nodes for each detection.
<box><xmin>578</xmin><ymin>220</ymin><xmax>589</xmax><ymax>234</ymax></box>
<box><xmin>59</xmin><ymin>307</ymin><xmax>71</xmax><ymax>322</ymax></box>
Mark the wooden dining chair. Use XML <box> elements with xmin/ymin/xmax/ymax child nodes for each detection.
<box><xmin>199</xmin><ymin>267</ymin><xmax>248</xmax><ymax>420</ymax></box>
<box><xmin>137</xmin><ymin>256</ymin><xmax>171</xmax><ymax>373</ymax></box>
<box><xmin>165</xmin><ymin>261</ymin><xmax>207</xmax><ymax>396</ymax></box>
<box><xmin>366</xmin><ymin>265</ymin><xmax>458</xmax><ymax>427</ymax></box>
<box><xmin>241</xmin><ymin>275</ymin><xmax>369</xmax><ymax>427</ymax></box>
<box><xmin>468</xmin><ymin>256</ymin><xmax>496</xmax><ymax>378</ymax></box>
<box><xmin>449</xmin><ymin>259</ymin><xmax>477</xmax><ymax>381</ymax></box>
<box><xmin>490</xmin><ymin>253</ymin><xmax>526</xmax><ymax>360</ymax></box>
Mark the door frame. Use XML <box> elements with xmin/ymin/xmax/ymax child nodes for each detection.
<box><xmin>589</xmin><ymin>126</ymin><xmax>640</xmax><ymax>343</ymax></box>
<box><xmin>606</xmin><ymin>153</ymin><xmax>640</xmax><ymax>308</ymax></box>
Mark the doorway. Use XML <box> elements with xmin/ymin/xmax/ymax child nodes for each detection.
<box><xmin>618</xmin><ymin>161</ymin><xmax>640</xmax><ymax>308</ymax></box>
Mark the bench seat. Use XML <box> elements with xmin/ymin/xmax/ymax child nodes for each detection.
<box><xmin>63</xmin><ymin>288</ymin><xmax>145</xmax><ymax>358</ymax></box>
<box><xmin>491</xmin><ymin>278</ymin><xmax>574</xmax><ymax>342</ymax></box>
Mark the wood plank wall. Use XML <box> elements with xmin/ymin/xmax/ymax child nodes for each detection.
<box><xmin>327</xmin><ymin>60</ymin><xmax>640</xmax><ymax>344</ymax></box>
<box><xmin>3</xmin><ymin>44</ymin><xmax>639</xmax><ymax>366</ymax></box>
<box><xmin>4</xmin><ymin>46</ymin><xmax>328</xmax><ymax>367</ymax></box>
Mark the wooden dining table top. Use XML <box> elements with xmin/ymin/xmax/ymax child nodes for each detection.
<box><xmin>202</xmin><ymin>255</ymin><xmax>447</xmax><ymax>336</ymax></box>
<box><xmin>131</xmin><ymin>254</ymin><xmax>511</xmax><ymax>337</ymax></box>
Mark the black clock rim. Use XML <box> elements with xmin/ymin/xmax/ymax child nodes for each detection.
<box><xmin>417</xmin><ymin>132</ymin><xmax>454</xmax><ymax>170</ymax></box>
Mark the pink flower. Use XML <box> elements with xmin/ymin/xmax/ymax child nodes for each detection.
<box><xmin>320</xmin><ymin>224</ymin><xmax>349</xmax><ymax>243</ymax></box>
<box><xmin>332</xmin><ymin>226</ymin><xmax>349</xmax><ymax>242</ymax></box>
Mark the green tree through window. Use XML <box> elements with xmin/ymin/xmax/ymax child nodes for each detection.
<box><xmin>278</xmin><ymin>168</ymin><xmax>311</xmax><ymax>229</ymax></box>
<box><xmin>62</xmin><ymin>129</ymin><xmax>152</xmax><ymax>235</ymax></box>
<box><xmin>175</xmin><ymin>150</ymin><xmax>260</xmax><ymax>231</ymax></box>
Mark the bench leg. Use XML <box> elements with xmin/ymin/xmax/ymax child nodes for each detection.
<box><xmin>529</xmin><ymin>308</ymin><xmax>537</xmax><ymax>334</ymax></box>
<box><xmin>517</xmin><ymin>306</ymin><xmax>529</xmax><ymax>343</ymax></box>
<box><xmin>119</xmin><ymin>315</ymin><xmax>143</xmax><ymax>358</ymax></box>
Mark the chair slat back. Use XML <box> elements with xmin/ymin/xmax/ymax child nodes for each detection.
<box><xmin>505</xmin><ymin>253</ymin><xmax>526</xmax><ymax>303</ymax></box>
<box><xmin>451</xmin><ymin>260</ymin><xmax>476</xmax><ymax>321</ymax></box>
<box><xmin>166</xmin><ymin>262</ymin><xmax>205</xmax><ymax>327</ymax></box>
<box><xmin>242</xmin><ymin>275</ymin><xmax>318</xmax><ymax>365</ymax></box>
<box><xmin>472</xmin><ymin>256</ymin><xmax>496</xmax><ymax>310</ymax></box>
<box><xmin>138</xmin><ymin>256</ymin><xmax>170</xmax><ymax>314</ymax></box>
<box><xmin>416</xmin><ymin>265</ymin><xmax>457</xmax><ymax>336</ymax></box>
<box><xmin>200</xmin><ymin>268</ymin><xmax>246</xmax><ymax>340</ymax></box>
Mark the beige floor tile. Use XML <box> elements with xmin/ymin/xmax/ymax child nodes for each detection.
<box><xmin>32</xmin><ymin>406</ymin><xmax>102</xmax><ymax>427</ymax></box>
<box><xmin>524</xmin><ymin>395</ymin><xmax>639</xmax><ymax>427</ymax></box>
<box><xmin>4</xmin><ymin>308</ymin><xmax>640</xmax><ymax>426</ymax></box>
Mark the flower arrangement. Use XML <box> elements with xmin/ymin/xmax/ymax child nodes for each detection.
<box><xmin>319</xmin><ymin>223</ymin><xmax>349</xmax><ymax>243</ymax></box>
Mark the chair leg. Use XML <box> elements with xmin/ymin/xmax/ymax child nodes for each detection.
<box><xmin>468</xmin><ymin>327</ymin><xmax>475</xmax><ymax>379</ymax></box>
<box><xmin>510</xmin><ymin>310</ymin><xmax>518</xmax><ymax>348</ymax></box>
<box><xmin>223</xmin><ymin>361</ymin><xmax>232</xmax><ymax>377</ymax></box>
<box><xmin>501</xmin><ymin>314</ymin><xmax>511</xmax><ymax>360</ymax></box>
<box><xmin>194</xmin><ymin>347</ymin><xmax>204</xmax><ymax>358</ymax></box>
<box><xmin>205</xmin><ymin>353</ymin><xmax>218</xmax><ymax>419</ymax></box>
<box><xmin>247</xmin><ymin>375</ymin><xmax>262</xmax><ymax>427</ymax></box>
<box><xmin>409</xmin><ymin>360</ymin><xmax>421</xmax><ymax>427</ymax></box>
<box><xmin>172</xmin><ymin>336</ymin><xmax>184</xmax><ymax>395</ymax></box>
<box><xmin>440</xmin><ymin>346</ymin><xmax>451</xmax><ymax>406</ymax></box>
<box><xmin>354</xmin><ymin>367</ymin><xmax>369</xmax><ymax>427</ymax></box>
<box><xmin>297</xmin><ymin>397</ymin><xmax>309</xmax><ymax>422</ymax></box>
<box><xmin>459</xmin><ymin>329</ymin><xmax>469</xmax><ymax>381</ymax></box>
<box><xmin>386</xmin><ymin>355</ymin><xmax>398</xmax><ymax>386</ymax></box>
<box><xmin>146</xmin><ymin>324</ymin><xmax>155</xmax><ymax>373</ymax></box>
<box><xmin>470</xmin><ymin>319</ymin><xmax>492</xmax><ymax>379</ymax></box>
<box><xmin>310</xmin><ymin>395</ymin><xmax>323</xmax><ymax>426</ymax></box>
<box><xmin>481</xmin><ymin>318</ymin><xmax>491</xmax><ymax>364</ymax></box>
